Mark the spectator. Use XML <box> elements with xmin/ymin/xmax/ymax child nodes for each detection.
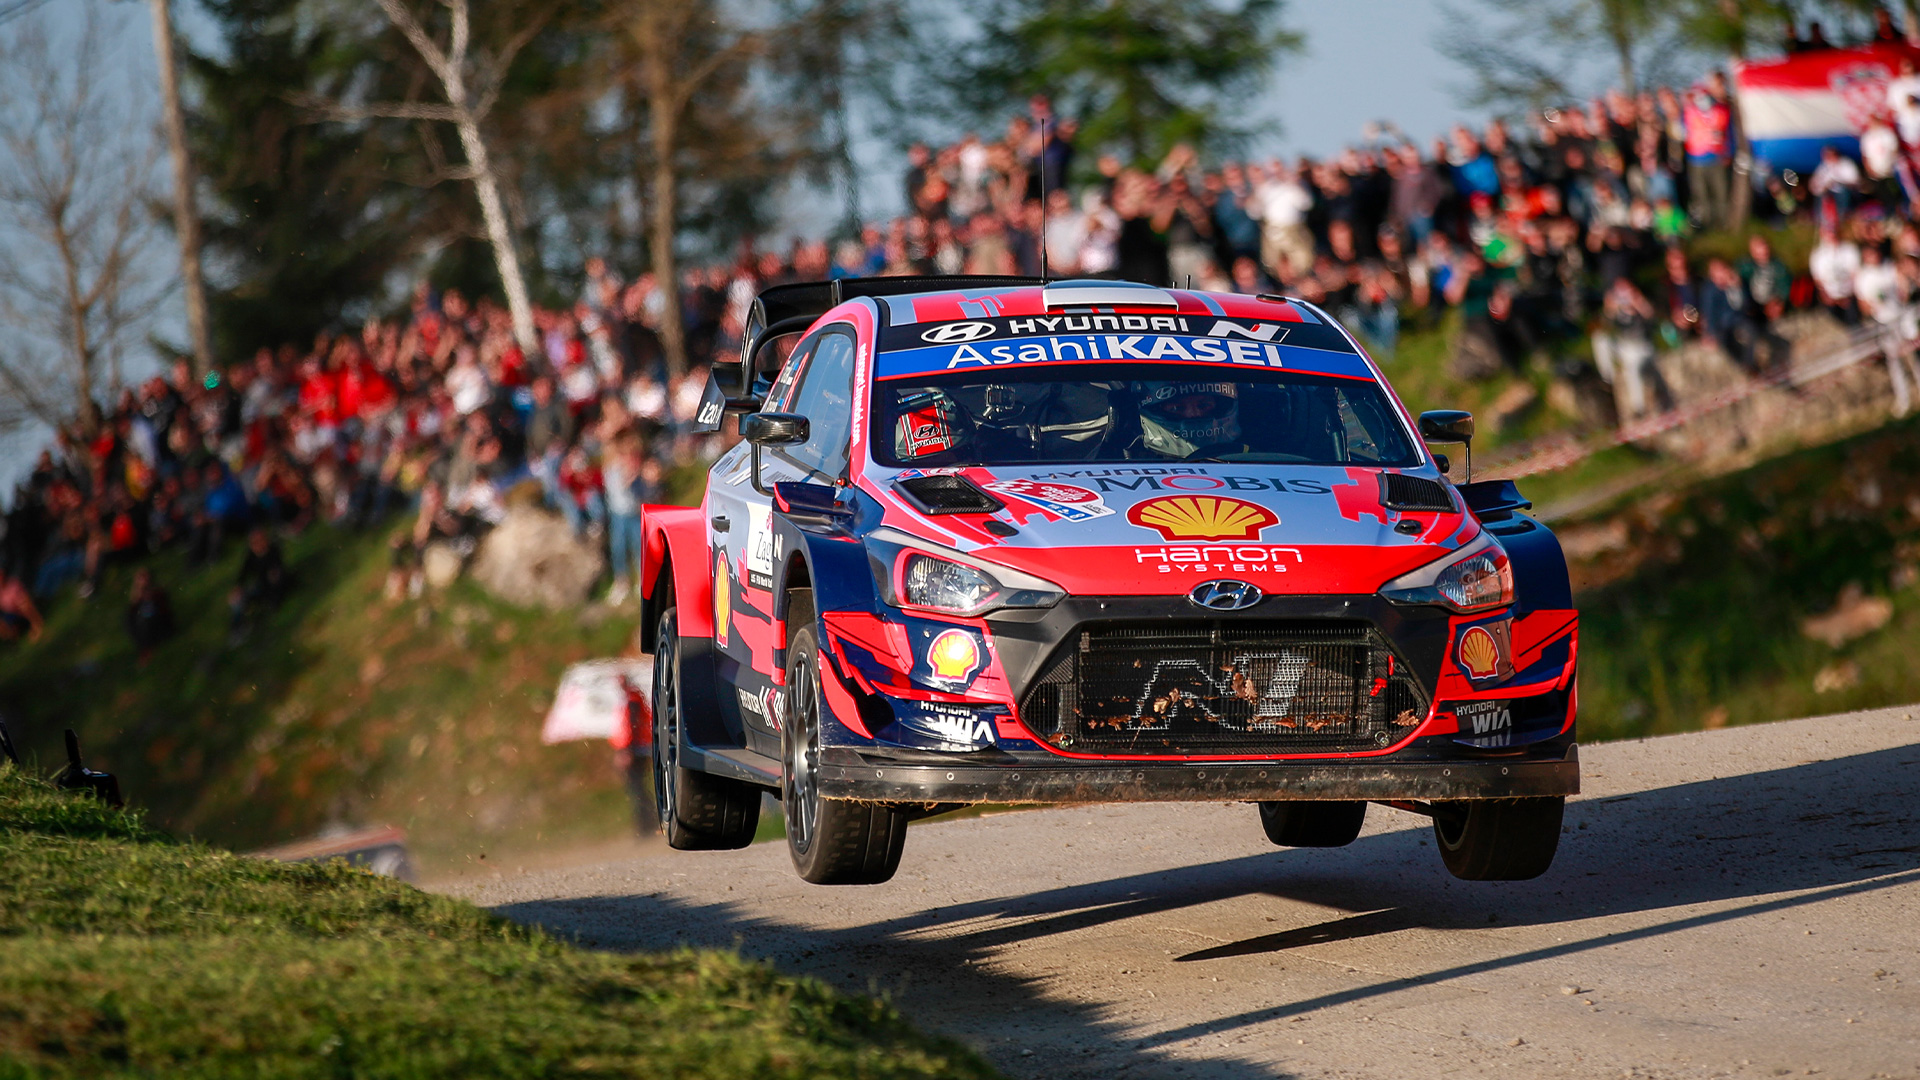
<box><xmin>1661</xmin><ymin>246</ymin><xmax>1704</xmax><ymax>340</ymax></box>
<box><xmin>602</xmin><ymin>433</ymin><xmax>647</xmax><ymax>605</ymax></box>
<box><xmin>125</xmin><ymin>567</ymin><xmax>174</xmax><ymax>661</ymax></box>
<box><xmin>1702</xmin><ymin>257</ymin><xmax>1760</xmax><ymax>372</ymax></box>
<box><xmin>1853</xmin><ymin>244</ymin><xmax>1920</xmax><ymax>415</ymax></box>
<box><xmin>1740</xmin><ymin>235</ymin><xmax>1793</xmax><ymax>325</ymax></box>
<box><xmin>231</xmin><ymin>527</ymin><xmax>288</xmax><ymax>637</ymax></box>
<box><xmin>1682</xmin><ymin>75</ymin><xmax>1734</xmax><ymax>230</ymax></box>
<box><xmin>1593</xmin><ymin>277</ymin><xmax>1664</xmax><ymax>421</ymax></box>
<box><xmin>0</xmin><ymin>568</ymin><xmax>44</xmax><ymax>643</ymax></box>
<box><xmin>1809</xmin><ymin>223</ymin><xmax>1863</xmax><ymax>324</ymax></box>
<box><xmin>1809</xmin><ymin>144</ymin><xmax>1864</xmax><ymax>221</ymax></box>
<box><xmin>1250</xmin><ymin>161</ymin><xmax>1314</xmax><ymax>282</ymax></box>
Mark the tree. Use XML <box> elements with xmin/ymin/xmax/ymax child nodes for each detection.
<box><xmin>612</xmin><ymin>0</ymin><xmax>787</xmax><ymax>379</ymax></box>
<box><xmin>147</xmin><ymin>0</ymin><xmax>214</xmax><ymax>377</ymax></box>
<box><xmin>353</xmin><ymin>0</ymin><xmax>549</xmax><ymax>351</ymax></box>
<box><xmin>1441</xmin><ymin>0</ymin><xmax>1671</xmax><ymax>110</ymax></box>
<box><xmin>944</xmin><ymin>0</ymin><xmax>1300</xmax><ymax>167</ymax></box>
<box><xmin>0</xmin><ymin>7</ymin><xmax>169</xmax><ymax>435</ymax></box>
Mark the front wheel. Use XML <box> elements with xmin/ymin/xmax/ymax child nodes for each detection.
<box><xmin>652</xmin><ymin>606</ymin><xmax>759</xmax><ymax>850</ymax></box>
<box><xmin>1257</xmin><ymin>800</ymin><xmax>1367</xmax><ymax>847</ymax></box>
<box><xmin>783</xmin><ymin>591</ymin><xmax>907</xmax><ymax>884</ymax></box>
<box><xmin>1431</xmin><ymin>797</ymin><xmax>1564</xmax><ymax>880</ymax></box>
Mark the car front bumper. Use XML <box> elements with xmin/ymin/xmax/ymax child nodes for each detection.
<box><xmin>814</xmin><ymin>738</ymin><xmax>1578</xmax><ymax>804</ymax></box>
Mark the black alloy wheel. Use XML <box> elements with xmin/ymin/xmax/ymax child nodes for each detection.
<box><xmin>652</xmin><ymin>606</ymin><xmax>759</xmax><ymax>850</ymax></box>
<box><xmin>1430</xmin><ymin>796</ymin><xmax>1564</xmax><ymax>880</ymax></box>
<box><xmin>782</xmin><ymin>590</ymin><xmax>908</xmax><ymax>885</ymax></box>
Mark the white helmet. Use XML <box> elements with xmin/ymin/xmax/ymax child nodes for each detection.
<box><xmin>1139</xmin><ymin>381</ymin><xmax>1240</xmax><ymax>457</ymax></box>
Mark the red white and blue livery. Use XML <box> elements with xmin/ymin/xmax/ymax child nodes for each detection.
<box><xmin>639</xmin><ymin>276</ymin><xmax>1579</xmax><ymax>884</ymax></box>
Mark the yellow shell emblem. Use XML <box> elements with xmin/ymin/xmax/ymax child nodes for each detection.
<box><xmin>1457</xmin><ymin>625</ymin><xmax>1501</xmax><ymax>679</ymax></box>
<box><xmin>1126</xmin><ymin>495</ymin><xmax>1279</xmax><ymax>541</ymax></box>
<box><xmin>713</xmin><ymin>561</ymin><xmax>731</xmax><ymax>646</ymax></box>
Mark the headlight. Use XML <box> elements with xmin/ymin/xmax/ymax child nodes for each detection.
<box><xmin>867</xmin><ymin>528</ymin><xmax>1064</xmax><ymax>617</ymax></box>
<box><xmin>905</xmin><ymin>555</ymin><xmax>996</xmax><ymax>613</ymax></box>
<box><xmin>1379</xmin><ymin>533</ymin><xmax>1514</xmax><ymax>614</ymax></box>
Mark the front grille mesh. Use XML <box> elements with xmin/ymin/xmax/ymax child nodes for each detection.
<box><xmin>1018</xmin><ymin>621</ymin><xmax>1428</xmax><ymax>755</ymax></box>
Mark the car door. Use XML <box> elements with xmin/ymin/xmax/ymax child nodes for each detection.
<box><xmin>706</xmin><ymin>327</ymin><xmax>856</xmax><ymax>752</ymax></box>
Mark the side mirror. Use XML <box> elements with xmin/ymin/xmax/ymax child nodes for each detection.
<box><xmin>741</xmin><ymin>412</ymin><xmax>809</xmax><ymax>446</ymax></box>
<box><xmin>740</xmin><ymin>413</ymin><xmax>809</xmax><ymax>496</ymax></box>
<box><xmin>1418</xmin><ymin>410</ymin><xmax>1475</xmax><ymax>443</ymax></box>
<box><xmin>1418</xmin><ymin>410</ymin><xmax>1475</xmax><ymax>483</ymax></box>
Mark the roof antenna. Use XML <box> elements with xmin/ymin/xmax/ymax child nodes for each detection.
<box><xmin>1038</xmin><ymin>114</ymin><xmax>1050</xmax><ymax>281</ymax></box>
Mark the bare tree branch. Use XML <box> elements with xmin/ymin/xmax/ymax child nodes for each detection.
<box><xmin>287</xmin><ymin>91</ymin><xmax>467</xmax><ymax>124</ymax></box>
<box><xmin>0</xmin><ymin>6</ymin><xmax>169</xmax><ymax>434</ymax></box>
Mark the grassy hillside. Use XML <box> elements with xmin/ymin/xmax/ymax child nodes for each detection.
<box><xmin>0</xmin><ymin>767</ymin><xmax>999</xmax><ymax>1079</ymax></box>
<box><xmin>1570</xmin><ymin>415</ymin><xmax>1920</xmax><ymax>739</ymax></box>
<box><xmin>0</xmin><ymin>524</ymin><xmax>638</xmax><ymax>874</ymax></box>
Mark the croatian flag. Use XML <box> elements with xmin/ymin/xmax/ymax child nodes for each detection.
<box><xmin>1736</xmin><ymin>43</ymin><xmax>1920</xmax><ymax>174</ymax></box>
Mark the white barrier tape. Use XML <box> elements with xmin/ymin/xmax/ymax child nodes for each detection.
<box><xmin>1484</xmin><ymin>327</ymin><xmax>1890</xmax><ymax>480</ymax></box>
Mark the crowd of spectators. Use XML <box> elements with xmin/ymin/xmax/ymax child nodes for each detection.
<box><xmin>1</xmin><ymin>275</ymin><xmax>726</xmax><ymax>647</ymax></box>
<box><xmin>8</xmin><ymin>22</ymin><xmax>1920</xmax><ymax>639</ymax></box>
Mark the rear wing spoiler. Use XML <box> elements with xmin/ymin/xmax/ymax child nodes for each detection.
<box><xmin>718</xmin><ymin>275</ymin><xmax>1047</xmax><ymax>401</ymax></box>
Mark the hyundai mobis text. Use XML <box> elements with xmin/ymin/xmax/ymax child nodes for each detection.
<box><xmin>638</xmin><ymin>276</ymin><xmax>1577</xmax><ymax>885</ymax></box>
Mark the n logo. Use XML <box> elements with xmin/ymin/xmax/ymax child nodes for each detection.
<box><xmin>1207</xmin><ymin>320</ymin><xmax>1283</xmax><ymax>341</ymax></box>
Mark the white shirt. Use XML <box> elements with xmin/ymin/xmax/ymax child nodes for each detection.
<box><xmin>1078</xmin><ymin>205</ymin><xmax>1121</xmax><ymax>275</ymax></box>
<box><xmin>1044</xmin><ymin>208</ymin><xmax>1089</xmax><ymax>272</ymax></box>
<box><xmin>1854</xmin><ymin>261</ymin><xmax>1905</xmax><ymax>325</ymax></box>
<box><xmin>1889</xmin><ymin>75</ymin><xmax>1920</xmax><ymax>144</ymax></box>
<box><xmin>1810</xmin><ymin>155</ymin><xmax>1862</xmax><ymax>195</ymax></box>
<box><xmin>1861</xmin><ymin>125</ymin><xmax>1900</xmax><ymax>180</ymax></box>
<box><xmin>445</xmin><ymin>361</ymin><xmax>492</xmax><ymax>415</ymax></box>
<box><xmin>1250</xmin><ymin>178</ymin><xmax>1312</xmax><ymax>231</ymax></box>
<box><xmin>1809</xmin><ymin>240</ymin><xmax>1862</xmax><ymax>299</ymax></box>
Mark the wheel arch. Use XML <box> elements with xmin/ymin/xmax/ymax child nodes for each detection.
<box><xmin>639</xmin><ymin>505</ymin><xmax>713</xmax><ymax>654</ymax></box>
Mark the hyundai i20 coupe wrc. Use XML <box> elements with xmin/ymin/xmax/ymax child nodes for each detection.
<box><xmin>637</xmin><ymin>275</ymin><xmax>1579</xmax><ymax>885</ymax></box>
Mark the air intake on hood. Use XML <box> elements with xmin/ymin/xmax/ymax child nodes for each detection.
<box><xmin>1380</xmin><ymin>473</ymin><xmax>1454</xmax><ymax>512</ymax></box>
<box><xmin>893</xmin><ymin>475</ymin><xmax>1006</xmax><ymax>515</ymax></box>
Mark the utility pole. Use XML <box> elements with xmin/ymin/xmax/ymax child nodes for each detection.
<box><xmin>148</xmin><ymin>0</ymin><xmax>213</xmax><ymax>378</ymax></box>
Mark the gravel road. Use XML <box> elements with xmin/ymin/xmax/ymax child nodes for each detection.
<box><xmin>448</xmin><ymin>706</ymin><xmax>1920</xmax><ymax>1079</ymax></box>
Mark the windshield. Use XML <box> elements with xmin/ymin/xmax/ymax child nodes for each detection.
<box><xmin>872</xmin><ymin>363</ymin><xmax>1419</xmax><ymax>468</ymax></box>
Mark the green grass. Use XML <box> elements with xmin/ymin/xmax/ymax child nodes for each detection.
<box><xmin>0</xmin><ymin>524</ymin><xmax>638</xmax><ymax>875</ymax></box>
<box><xmin>1572</xmin><ymin>415</ymin><xmax>1920</xmax><ymax>739</ymax></box>
<box><xmin>0</xmin><ymin>767</ymin><xmax>1000</xmax><ymax>1079</ymax></box>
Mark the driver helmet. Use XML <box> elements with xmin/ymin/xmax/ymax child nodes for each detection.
<box><xmin>895</xmin><ymin>390</ymin><xmax>966</xmax><ymax>459</ymax></box>
<box><xmin>1139</xmin><ymin>381</ymin><xmax>1240</xmax><ymax>457</ymax></box>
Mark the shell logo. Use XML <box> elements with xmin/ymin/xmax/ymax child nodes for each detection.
<box><xmin>1457</xmin><ymin>625</ymin><xmax>1502</xmax><ymax>680</ymax></box>
<box><xmin>927</xmin><ymin>628</ymin><xmax>981</xmax><ymax>683</ymax></box>
<box><xmin>1126</xmin><ymin>495</ymin><xmax>1279</xmax><ymax>542</ymax></box>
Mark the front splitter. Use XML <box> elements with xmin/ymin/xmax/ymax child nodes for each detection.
<box><xmin>815</xmin><ymin>744</ymin><xmax>1579</xmax><ymax>804</ymax></box>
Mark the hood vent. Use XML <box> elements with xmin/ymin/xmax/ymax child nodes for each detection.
<box><xmin>1380</xmin><ymin>473</ymin><xmax>1454</xmax><ymax>512</ymax></box>
<box><xmin>1041</xmin><ymin>279</ymin><xmax>1180</xmax><ymax>310</ymax></box>
<box><xmin>893</xmin><ymin>475</ymin><xmax>1006</xmax><ymax>516</ymax></box>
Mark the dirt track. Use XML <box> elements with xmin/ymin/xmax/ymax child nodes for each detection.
<box><xmin>448</xmin><ymin>706</ymin><xmax>1920</xmax><ymax>1079</ymax></box>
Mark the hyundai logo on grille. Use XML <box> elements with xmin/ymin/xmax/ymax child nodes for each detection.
<box><xmin>1188</xmin><ymin>580</ymin><xmax>1263</xmax><ymax>611</ymax></box>
<box><xmin>921</xmin><ymin>320</ymin><xmax>996</xmax><ymax>344</ymax></box>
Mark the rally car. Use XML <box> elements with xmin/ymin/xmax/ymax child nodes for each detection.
<box><xmin>638</xmin><ymin>276</ymin><xmax>1578</xmax><ymax>885</ymax></box>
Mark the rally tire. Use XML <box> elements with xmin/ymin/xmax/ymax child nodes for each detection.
<box><xmin>1431</xmin><ymin>797</ymin><xmax>1564</xmax><ymax>881</ymax></box>
<box><xmin>653</xmin><ymin>607</ymin><xmax>759</xmax><ymax>850</ymax></box>
<box><xmin>783</xmin><ymin>591</ymin><xmax>908</xmax><ymax>885</ymax></box>
<box><xmin>1257</xmin><ymin>800</ymin><xmax>1367</xmax><ymax>847</ymax></box>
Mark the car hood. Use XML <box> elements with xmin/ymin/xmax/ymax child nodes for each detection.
<box><xmin>865</xmin><ymin>463</ymin><xmax>1481</xmax><ymax>597</ymax></box>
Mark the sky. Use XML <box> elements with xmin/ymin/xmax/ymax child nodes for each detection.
<box><xmin>1256</xmin><ymin>0</ymin><xmax>1463</xmax><ymax>160</ymax></box>
<box><xmin>1</xmin><ymin>0</ymin><xmax>1479</xmax><ymax>495</ymax></box>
